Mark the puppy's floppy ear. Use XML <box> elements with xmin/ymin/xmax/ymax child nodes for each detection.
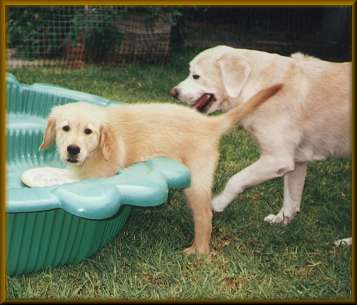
<box><xmin>217</xmin><ymin>54</ymin><xmax>251</xmax><ymax>98</ymax></box>
<box><xmin>39</xmin><ymin>117</ymin><xmax>56</xmax><ymax>150</ymax></box>
<box><xmin>100</xmin><ymin>124</ymin><xmax>116</xmax><ymax>161</ymax></box>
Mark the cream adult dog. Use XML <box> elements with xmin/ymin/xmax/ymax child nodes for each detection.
<box><xmin>171</xmin><ymin>45</ymin><xmax>352</xmax><ymax>244</ymax></box>
<box><xmin>40</xmin><ymin>84</ymin><xmax>281</xmax><ymax>255</ymax></box>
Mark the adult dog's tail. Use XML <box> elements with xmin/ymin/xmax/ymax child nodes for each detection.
<box><xmin>216</xmin><ymin>83</ymin><xmax>283</xmax><ymax>134</ymax></box>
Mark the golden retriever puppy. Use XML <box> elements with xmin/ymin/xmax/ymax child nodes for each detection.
<box><xmin>40</xmin><ymin>84</ymin><xmax>282</xmax><ymax>255</ymax></box>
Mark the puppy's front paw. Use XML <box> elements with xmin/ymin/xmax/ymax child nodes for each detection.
<box><xmin>211</xmin><ymin>194</ymin><xmax>231</xmax><ymax>212</ymax></box>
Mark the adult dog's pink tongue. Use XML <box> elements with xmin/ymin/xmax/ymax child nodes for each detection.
<box><xmin>193</xmin><ymin>94</ymin><xmax>211</xmax><ymax>110</ymax></box>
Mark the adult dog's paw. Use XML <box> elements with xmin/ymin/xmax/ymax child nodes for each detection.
<box><xmin>334</xmin><ymin>237</ymin><xmax>352</xmax><ymax>247</ymax></box>
<box><xmin>264</xmin><ymin>211</ymin><xmax>295</xmax><ymax>225</ymax></box>
<box><xmin>264</xmin><ymin>206</ymin><xmax>300</xmax><ymax>225</ymax></box>
<box><xmin>211</xmin><ymin>194</ymin><xmax>232</xmax><ymax>212</ymax></box>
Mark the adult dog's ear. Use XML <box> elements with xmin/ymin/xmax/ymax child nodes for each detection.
<box><xmin>39</xmin><ymin>118</ymin><xmax>56</xmax><ymax>150</ymax></box>
<box><xmin>217</xmin><ymin>54</ymin><xmax>251</xmax><ymax>98</ymax></box>
<box><xmin>100</xmin><ymin>124</ymin><xmax>116</xmax><ymax>161</ymax></box>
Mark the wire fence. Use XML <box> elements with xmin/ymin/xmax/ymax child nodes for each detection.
<box><xmin>7</xmin><ymin>6</ymin><xmax>175</xmax><ymax>70</ymax></box>
<box><xmin>7</xmin><ymin>6</ymin><xmax>352</xmax><ymax>70</ymax></box>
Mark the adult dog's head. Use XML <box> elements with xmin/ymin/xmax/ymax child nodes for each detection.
<box><xmin>39</xmin><ymin>102</ymin><xmax>115</xmax><ymax>166</ymax></box>
<box><xmin>171</xmin><ymin>45</ymin><xmax>251</xmax><ymax>113</ymax></box>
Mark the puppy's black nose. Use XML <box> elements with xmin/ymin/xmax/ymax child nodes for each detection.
<box><xmin>67</xmin><ymin>145</ymin><xmax>80</xmax><ymax>155</ymax></box>
<box><xmin>170</xmin><ymin>87</ymin><xmax>179</xmax><ymax>99</ymax></box>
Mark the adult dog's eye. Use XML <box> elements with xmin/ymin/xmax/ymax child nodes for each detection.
<box><xmin>84</xmin><ymin>128</ymin><xmax>93</xmax><ymax>135</ymax></box>
<box><xmin>192</xmin><ymin>74</ymin><xmax>200</xmax><ymax>80</ymax></box>
<box><xmin>62</xmin><ymin>125</ymin><xmax>70</xmax><ymax>132</ymax></box>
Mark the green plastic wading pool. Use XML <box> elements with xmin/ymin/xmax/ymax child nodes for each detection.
<box><xmin>6</xmin><ymin>74</ymin><xmax>191</xmax><ymax>276</ymax></box>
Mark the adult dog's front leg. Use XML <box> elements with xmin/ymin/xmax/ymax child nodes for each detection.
<box><xmin>212</xmin><ymin>155</ymin><xmax>294</xmax><ymax>212</ymax></box>
<box><xmin>264</xmin><ymin>162</ymin><xmax>307</xmax><ymax>225</ymax></box>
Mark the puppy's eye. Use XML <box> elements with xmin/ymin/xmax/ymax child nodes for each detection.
<box><xmin>192</xmin><ymin>74</ymin><xmax>200</xmax><ymax>80</ymax></box>
<box><xmin>62</xmin><ymin>125</ymin><xmax>70</xmax><ymax>132</ymax></box>
<box><xmin>84</xmin><ymin>128</ymin><xmax>93</xmax><ymax>135</ymax></box>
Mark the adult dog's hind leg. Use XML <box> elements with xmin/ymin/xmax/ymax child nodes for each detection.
<box><xmin>264</xmin><ymin>161</ymin><xmax>307</xmax><ymax>225</ymax></box>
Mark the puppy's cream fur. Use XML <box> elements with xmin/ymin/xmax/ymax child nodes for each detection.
<box><xmin>40</xmin><ymin>84</ymin><xmax>282</xmax><ymax>254</ymax></box>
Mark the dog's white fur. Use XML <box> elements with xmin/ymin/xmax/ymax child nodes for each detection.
<box><xmin>40</xmin><ymin>84</ymin><xmax>281</xmax><ymax>255</ymax></box>
<box><xmin>173</xmin><ymin>46</ymin><xmax>352</xmax><ymax>234</ymax></box>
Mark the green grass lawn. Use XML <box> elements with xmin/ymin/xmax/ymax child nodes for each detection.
<box><xmin>7</xmin><ymin>50</ymin><xmax>352</xmax><ymax>301</ymax></box>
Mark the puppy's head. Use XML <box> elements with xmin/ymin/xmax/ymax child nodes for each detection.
<box><xmin>171</xmin><ymin>45</ymin><xmax>251</xmax><ymax>113</ymax></box>
<box><xmin>40</xmin><ymin>102</ymin><xmax>114</xmax><ymax>166</ymax></box>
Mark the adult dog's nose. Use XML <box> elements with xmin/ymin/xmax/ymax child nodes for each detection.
<box><xmin>170</xmin><ymin>87</ymin><xmax>179</xmax><ymax>99</ymax></box>
<box><xmin>67</xmin><ymin>144</ymin><xmax>80</xmax><ymax>155</ymax></box>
